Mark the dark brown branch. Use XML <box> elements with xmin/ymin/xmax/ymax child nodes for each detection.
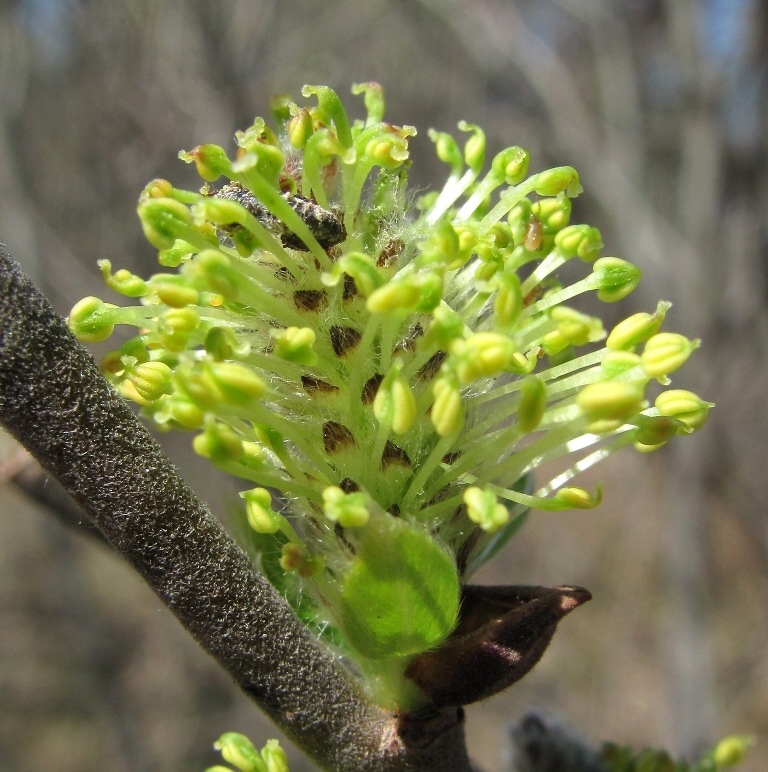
<box><xmin>0</xmin><ymin>245</ymin><xmax>471</xmax><ymax>772</ymax></box>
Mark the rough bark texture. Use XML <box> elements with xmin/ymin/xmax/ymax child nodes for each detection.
<box><xmin>0</xmin><ymin>245</ymin><xmax>471</xmax><ymax>771</ymax></box>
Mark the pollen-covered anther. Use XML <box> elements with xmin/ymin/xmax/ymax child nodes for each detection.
<box><xmin>655</xmin><ymin>389</ymin><xmax>712</xmax><ymax>432</ymax></box>
<box><xmin>322</xmin><ymin>421</ymin><xmax>356</xmax><ymax>453</ymax></box>
<box><xmin>330</xmin><ymin>325</ymin><xmax>362</xmax><ymax>357</ymax></box>
<box><xmin>641</xmin><ymin>333</ymin><xmax>700</xmax><ymax>379</ymax></box>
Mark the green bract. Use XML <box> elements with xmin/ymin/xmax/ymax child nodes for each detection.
<box><xmin>69</xmin><ymin>84</ymin><xmax>711</xmax><ymax>710</ymax></box>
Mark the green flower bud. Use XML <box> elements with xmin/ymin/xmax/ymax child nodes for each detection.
<box><xmin>451</xmin><ymin>332</ymin><xmax>517</xmax><ymax>383</ymax></box>
<box><xmin>164</xmin><ymin>396</ymin><xmax>205</xmax><ymax>429</ymax></box>
<box><xmin>428</xmin><ymin>129</ymin><xmax>463</xmax><ymax>173</ymax></box>
<box><xmin>531</xmin><ymin>195</ymin><xmax>571</xmax><ymax>234</ymax></box>
<box><xmin>508</xmin><ymin>199</ymin><xmax>533</xmax><ymax>245</ymax></box>
<box><xmin>153</xmin><ymin>280</ymin><xmax>200</xmax><ymax>308</ymax></box>
<box><xmin>179</xmin><ymin>144</ymin><xmax>232</xmax><ymax>182</ymax></box>
<box><xmin>68</xmin><ymin>297</ymin><xmax>119</xmax><ymax>342</ymax></box>
<box><xmin>592</xmin><ymin>257</ymin><xmax>641</xmax><ymax>302</ymax></box>
<box><xmin>459</xmin><ymin>120</ymin><xmax>486</xmax><ymax>171</ymax></box>
<box><xmin>208</xmin><ymin>362</ymin><xmax>267</xmax><ymax>405</ymax></box>
<box><xmin>427</xmin><ymin>305</ymin><xmax>465</xmax><ymax>349</ymax></box>
<box><xmin>554</xmin><ymin>224</ymin><xmax>603</xmax><ymax>262</ymax></box>
<box><xmin>641</xmin><ymin>333</ymin><xmax>700</xmax><ymax>379</ymax></box>
<box><xmin>712</xmin><ymin>735</ymin><xmax>753</xmax><ymax>768</ymax></box>
<box><xmin>492</xmin><ymin>145</ymin><xmax>530</xmax><ymax>185</ymax></box>
<box><xmin>553</xmin><ymin>485</ymin><xmax>602</xmax><ymax>509</ymax></box>
<box><xmin>577</xmin><ymin>381</ymin><xmax>645</xmax><ymax>422</ymax></box>
<box><xmin>138</xmin><ymin>198</ymin><xmax>195</xmax><ymax>250</ymax></box>
<box><xmin>98</xmin><ymin>260</ymin><xmax>147</xmax><ymax>297</ymax></box>
<box><xmin>193</xmin><ymin>420</ymin><xmax>244</xmax><ymax>463</ymax></box>
<box><xmin>213</xmin><ymin>732</ymin><xmax>262</xmax><ymax>771</ymax></box>
<box><xmin>633</xmin><ymin>415</ymin><xmax>681</xmax><ymax>449</ymax></box>
<box><xmin>272</xmin><ymin>326</ymin><xmax>317</xmax><ymax>365</ymax></box>
<box><xmin>551</xmin><ymin>306</ymin><xmax>604</xmax><ymax>347</ymax></box>
<box><xmin>607</xmin><ymin>305</ymin><xmax>668</xmax><ymax>350</ymax></box>
<box><xmin>261</xmin><ymin>739</ymin><xmax>289</xmax><ymax>772</ymax></box>
<box><xmin>128</xmin><ymin>361</ymin><xmax>173</xmax><ymax>402</ymax></box>
<box><xmin>157</xmin><ymin>307</ymin><xmax>200</xmax><ymax>351</ymax></box>
<box><xmin>205</xmin><ymin>327</ymin><xmax>239</xmax><ymax>361</ymax></box>
<box><xmin>600</xmin><ymin>350</ymin><xmax>643</xmax><ymax>379</ymax></box>
<box><xmin>655</xmin><ymin>389</ymin><xmax>712</xmax><ymax>432</ymax></box>
<box><xmin>533</xmin><ymin>166</ymin><xmax>582</xmax><ymax>197</ymax></box>
<box><xmin>242</xmin><ymin>488</ymin><xmax>282</xmax><ymax>534</ymax></box>
<box><xmin>323</xmin><ymin>486</ymin><xmax>371</xmax><ymax>528</ymax></box>
<box><xmin>431</xmin><ymin>377</ymin><xmax>464</xmax><ymax>436</ymax></box>
<box><xmin>287</xmin><ymin>107</ymin><xmax>314</xmax><ymax>149</ymax></box>
<box><xmin>463</xmin><ymin>486</ymin><xmax>509</xmax><ymax>532</ymax></box>
<box><xmin>518</xmin><ymin>376</ymin><xmax>547</xmax><ymax>432</ymax></box>
<box><xmin>366</xmin><ymin>279</ymin><xmax>421</xmax><ymax>313</ymax></box>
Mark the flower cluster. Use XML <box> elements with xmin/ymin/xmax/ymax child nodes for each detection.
<box><xmin>69</xmin><ymin>84</ymin><xmax>710</xmax><ymax>708</ymax></box>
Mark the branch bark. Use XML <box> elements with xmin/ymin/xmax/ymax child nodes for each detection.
<box><xmin>0</xmin><ymin>244</ymin><xmax>471</xmax><ymax>772</ymax></box>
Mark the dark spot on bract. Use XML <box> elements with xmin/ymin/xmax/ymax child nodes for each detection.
<box><xmin>381</xmin><ymin>441</ymin><xmax>411</xmax><ymax>469</ymax></box>
<box><xmin>389</xmin><ymin>504</ymin><xmax>401</xmax><ymax>518</ymax></box>
<box><xmin>361</xmin><ymin>374</ymin><xmax>384</xmax><ymax>405</ymax></box>
<box><xmin>301</xmin><ymin>375</ymin><xmax>339</xmax><ymax>395</ymax></box>
<box><xmin>339</xmin><ymin>477</ymin><xmax>359</xmax><ymax>493</ymax></box>
<box><xmin>330</xmin><ymin>325</ymin><xmax>362</xmax><ymax>357</ymax></box>
<box><xmin>417</xmin><ymin>351</ymin><xmax>447</xmax><ymax>381</ymax></box>
<box><xmin>323</xmin><ymin>421</ymin><xmax>355</xmax><ymax>453</ymax></box>
<box><xmin>294</xmin><ymin>289</ymin><xmax>327</xmax><ymax>312</ymax></box>
<box><xmin>378</xmin><ymin>238</ymin><xmax>405</xmax><ymax>268</ymax></box>
<box><xmin>342</xmin><ymin>273</ymin><xmax>358</xmax><ymax>301</ymax></box>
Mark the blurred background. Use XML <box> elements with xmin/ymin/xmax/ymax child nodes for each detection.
<box><xmin>1</xmin><ymin>1</ymin><xmax>766</xmax><ymax>770</ymax></box>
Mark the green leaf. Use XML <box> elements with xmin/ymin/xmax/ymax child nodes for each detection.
<box><xmin>340</xmin><ymin>516</ymin><xmax>460</xmax><ymax>658</ymax></box>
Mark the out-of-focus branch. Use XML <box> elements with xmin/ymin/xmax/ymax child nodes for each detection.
<box><xmin>0</xmin><ymin>245</ymin><xmax>472</xmax><ymax>772</ymax></box>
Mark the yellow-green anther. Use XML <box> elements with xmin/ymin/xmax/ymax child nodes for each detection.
<box><xmin>600</xmin><ymin>350</ymin><xmax>643</xmax><ymax>379</ymax></box>
<box><xmin>551</xmin><ymin>306</ymin><xmax>604</xmax><ymax>346</ymax></box>
<box><xmin>153</xmin><ymin>281</ymin><xmax>199</xmax><ymax>309</ymax></box>
<box><xmin>577</xmin><ymin>381</ymin><xmax>646</xmax><ymax>422</ymax></box>
<box><xmin>323</xmin><ymin>486</ymin><xmax>370</xmax><ymax>528</ymax></box>
<box><xmin>553</xmin><ymin>485</ymin><xmax>602</xmax><ymax>509</ymax></box>
<box><xmin>533</xmin><ymin>166</ymin><xmax>582</xmax><ymax>197</ymax></box>
<box><xmin>641</xmin><ymin>333</ymin><xmax>700</xmax><ymax>378</ymax></box>
<box><xmin>138</xmin><ymin>197</ymin><xmax>195</xmax><ymax>250</ymax></box>
<box><xmin>193</xmin><ymin>420</ymin><xmax>244</xmax><ymax>463</ymax></box>
<box><xmin>98</xmin><ymin>260</ymin><xmax>147</xmax><ymax>297</ymax></box>
<box><xmin>591</xmin><ymin>257</ymin><xmax>641</xmax><ymax>302</ymax></box>
<box><xmin>493</xmin><ymin>271</ymin><xmax>523</xmax><ymax>327</ymax></box>
<box><xmin>165</xmin><ymin>396</ymin><xmax>205</xmax><ymax>429</ymax></box>
<box><xmin>178</xmin><ymin>144</ymin><xmax>232</xmax><ymax>182</ymax></box>
<box><xmin>712</xmin><ymin>735</ymin><xmax>753</xmax><ymax>768</ymax></box>
<box><xmin>463</xmin><ymin>486</ymin><xmax>509</xmax><ymax>532</ymax></box>
<box><xmin>204</xmin><ymin>327</ymin><xmax>239</xmax><ymax>360</ymax></box>
<box><xmin>518</xmin><ymin>376</ymin><xmax>547</xmax><ymax>432</ymax></box>
<box><xmin>451</xmin><ymin>332</ymin><xmax>515</xmax><ymax>383</ymax></box>
<box><xmin>194</xmin><ymin>249</ymin><xmax>241</xmax><ymax>299</ymax></box>
<box><xmin>261</xmin><ymin>739</ymin><xmax>290</xmax><ymax>772</ymax></box>
<box><xmin>272</xmin><ymin>326</ymin><xmax>317</xmax><ymax>365</ymax></box>
<box><xmin>287</xmin><ymin>108</ymin><xmax>314</xmax><ymax>149</ymax></box>
<box><xmin>336</xmin><ymin>251</ymin><xmax>384</xmax><ymax>296</ymax></box>
<box><xmin>366</xmin><ymin>279</ymin><xmax>421</xmax><ymax>313</ymax></box>
<box><xmin>157</xmin><ymin>308</ymin><xmax>200</xmax><ymax>351</ymax></box>
<box><xmin>128</xmin><ymin>361</ymin><xmax>173</xmax><ymax>402</ymax></box>
<box><xmin>427</xmin><ymin>304</ymin><xmax>465</xmax><ymax>348</ymax></box>
<box><xmin>364</xmin><ymin>133</ymin><xmax>410</xmax><ymax>170</ymax></box>
<box><xmin>633</xmin><ymin>415</ymin><xmax>681</xmax><ymax>449</ymax></box>
<box><xmin>655</xmin><ymin>389</ymin><xmax>712</xmax><ymax>432</ymax></box>
<box><xmin>374</xmin><ymin>363</ymin><xmax>417</xmax><ymax>435</ymax></box>
<box><xmin>554</xmin><ymin>224</ymin><xmax>603</xmax><ymax>262</ymax></box>
<box><xmin>459</xmin><ymin>120</ymin><xmax>486</xmax><ymax>172</ymax></box>
<box><xmin>492</xmin><ymin>146</ymin><xmax>530</xmax><ymax>185</ymax></box>
<box><xmin>431</xmin><ymin>377</ymin><xmax>464</xmax><ymax>436</ymax></box>
<box><xmin>531</xmin><ymin>195</ymin><xmax>571</xmax><ymax>233</ymax></box>
<box><xmin>68</xmin><ymin>297</ymin><xmax>118</xmax><ymax>342</ymax></box>
<box><xmin>208</xmin><ymin>362</ymin><xmax>267</xmax><ymax>405</ymax></box>
<box><xmin>428</xmin><ymin>129</ymin><xmax>463</xmax><ymax>174</ymax></box>
<box><xmin>213</xmin><ymin>731</ymin><xmax>262</xmax><ymax>771</ymax></box>
<box><xmin>607</xmin><ymin>306</ymin><xmax>668</xmax><ymax>350</ymax></box>
<box><xmin>158</xmin><ymin>239</ymin><xmax>196</xmax><ymax>268</ymax></box>
<box><xmin>242</xmin><ymin>488</ymin><xmax>282</xmax><ymax>534</ymax></box>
